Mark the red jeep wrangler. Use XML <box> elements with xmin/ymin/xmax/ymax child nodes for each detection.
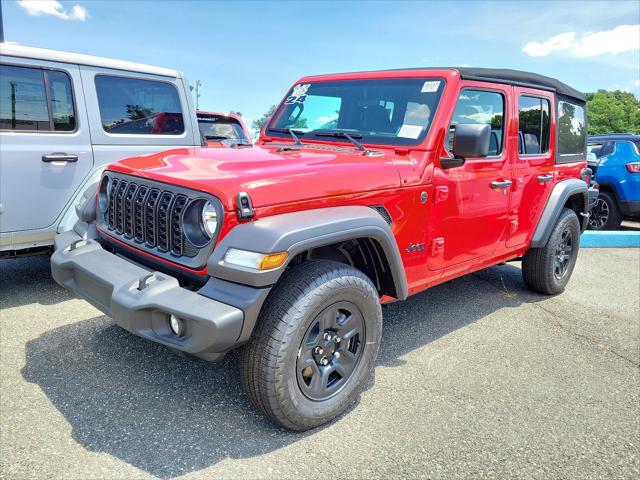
<box><xmin>52</xmin><ymin>68</ymin><xmax>591</xmax><ymax>430</ymax></box>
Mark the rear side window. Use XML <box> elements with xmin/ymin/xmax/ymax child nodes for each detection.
<box><xmin>557</xmin><ymin>100</ymin><xmax>586</xmax><ymax>161</ymax></box>
<box><xmin>95</xmin><ymin>75</ymin><xmax>184</xmax><ymax>135</ymax></box>
<box><xmin>518</xmin><ymin>96</ymin><xmax>550</xmax><ymax>155</ymax></box>
<box><xmin>597</xmin><ymin>141</ymin><xmax>615</xmax><ymax>157</ymax></box>
<box><xmin>448</xmin><ymin>89</ymin><xmax>505</xmax><ymax>156</ymax></box>
<box><xmin>587</xmin><ymin>143</ymin><xmax>603</xmax><ymax>157</ymax></box>
<box><xmin>0</xmin><ymin>64</ymin><xmax>76</xmax><ymax>132</ymax></box>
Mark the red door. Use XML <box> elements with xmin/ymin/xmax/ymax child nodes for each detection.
<box><xmin>428</xmin><ymin>82</ymin><xmax>513</xmax><ymax>271</ymax></box>
<box><xmin>506</xmin><ymin>87</ymin><xmax>556</xmax><ymax>247</ymax></box>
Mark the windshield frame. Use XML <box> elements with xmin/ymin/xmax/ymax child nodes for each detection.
<box><xmin>265</xmin><ymin>76</ymin><xmax>447</xmax><ymax>148</ymax></box>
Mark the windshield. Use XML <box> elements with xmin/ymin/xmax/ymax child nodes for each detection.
<box><xmin>198</xmin><ymin>116</ymin><xmax>248</xmax><ymax>141</ymax></box>
<box><xmin>266</xmin><ymin>77</ymin><xmax>445</xmax><ymax>146</ymax></box>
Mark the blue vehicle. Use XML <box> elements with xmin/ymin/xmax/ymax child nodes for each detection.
<box><xmin>587</xmin><ymin>134</ymin><xmax>640</xmax><ymax>230</ymax></box>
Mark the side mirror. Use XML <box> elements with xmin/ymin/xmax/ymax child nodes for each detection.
<box><xmin>441</xmin><ymin>123</ymin><xmax>491</xmax><ymax>169</ymax></box>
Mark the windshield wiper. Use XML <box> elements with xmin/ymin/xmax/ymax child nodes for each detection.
<box><xmin>311</xmin><ymin>130</ymin><xmax>369</xmax><ymax>153</ymax></box>
<box><xmin>268</xmin><ymin>127</ymin><xmax>305</xmax><ymax>146</ymax></box>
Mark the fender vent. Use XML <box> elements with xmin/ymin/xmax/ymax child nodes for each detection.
<box><xmin>370</xmin><ymin>206</ymin><xmax>392</xmax><ymax>225</ymax></box>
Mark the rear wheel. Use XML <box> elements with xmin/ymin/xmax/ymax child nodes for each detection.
<box><xmin>240</xmin><ymin>260</ymin><xmax>382</xmax><ymax>431</ymax></box>
<box><xmin>588</xmin><ymin>191</ymin><xmax>622</xmax><ymax>230</ymax></box>
<box><xmin>522</xmin><ymin>208</ymin><xmax>581</xmax><ymax>295</ymax></box>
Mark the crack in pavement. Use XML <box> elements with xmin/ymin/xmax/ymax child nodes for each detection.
<box><xmin>472</xmin><ymin>271</ymin><xmax>639</xmax><ymax>369</ymax></box>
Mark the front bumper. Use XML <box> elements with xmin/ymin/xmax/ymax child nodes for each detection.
<box><xmin>51</xmin><ymin>231</ymin><xmax>244</xmax><ymax>361</ymax></box>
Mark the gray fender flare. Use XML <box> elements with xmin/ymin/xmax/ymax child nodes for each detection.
<box><xmin>530</xmin><ymin>178</ymin><xmax>588</xmax><ymax>248</ymax></box>
<box><xmin>208</xmin><ymin>206</ymin><xmax>409</xmax><ymax>299</ymax></box>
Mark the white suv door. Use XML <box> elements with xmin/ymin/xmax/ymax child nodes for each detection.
<box><xmin>0</xmin><ymin>58</ymin><xmax>93</xmax><ymax>233</ymax></box>
<box><xmin>80</xmin><ymin>66</ymin><xmax>198</xmax><ymax>168</ymax></box>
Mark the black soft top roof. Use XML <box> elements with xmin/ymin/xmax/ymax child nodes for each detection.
<box><xmin>306</xmin><ymin>67</ymin><xmax>586</xmax><ymax>103</ymax></box>
<box><xmin>456</xmin><ymin>68</ymin><xmax>586</xmax><ymax>103</ymax></box>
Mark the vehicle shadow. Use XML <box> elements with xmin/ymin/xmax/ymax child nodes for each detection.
<box><xmin>0</xmin><ymin>255</ymin><xmax>73</xmax><ymax>310</ymax></box>
<box><xmin>21</xmin><ymin>262</ymin><xmax>543</xmax><ymax>478</ymax></box>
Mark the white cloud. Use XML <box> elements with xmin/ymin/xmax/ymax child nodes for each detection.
<box><xmin>17</xmin><ymin>1</ymin><xmax>88</xmax><ymax>21</ymax></box>
<box><xmin>634</xmin><ymin>80</ymin><xmax>640</xmax><ymax>87</ymax></box>
<box><xmin>523</xmin><ymin>24</ymin><xmax>639</xmax><ymax>57</ymax></box>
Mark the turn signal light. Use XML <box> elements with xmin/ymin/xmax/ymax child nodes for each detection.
<box><xmin>259</xmin><ymin>252</ymin><xmax>289</xmax><ymax>270</ymax></box>
<box><xmin>224</xmin><ymin>248</ymin><xmax>289</xmax><ymax>271</ymax></box>
<box><xmin>626</xmin><ymin>162</ymin><xmax>640</xmax><ymax>173</ymax></box>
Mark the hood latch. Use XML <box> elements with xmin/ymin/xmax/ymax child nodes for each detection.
<box><xmin>237</xmin><ymin>192</ymin><xmax>255</xmax><ymax>220</ymax></box>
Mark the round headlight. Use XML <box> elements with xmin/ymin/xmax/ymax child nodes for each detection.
<box><xmin>201</xmin><ymin>201</ymin><xmax>218</xmax><ymax>238</ymax></box>
<box><xmin>98</xmin><ymin>175</ymin><xmax>111</xmax><ymax>212</ymax></box>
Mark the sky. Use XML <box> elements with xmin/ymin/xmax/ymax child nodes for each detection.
<box><xmin>2</xmin><ymin>0</ymin><xmax>639</xmax><ymax>130</ymax></box>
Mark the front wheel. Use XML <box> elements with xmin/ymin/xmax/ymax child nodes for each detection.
<box><xmin>240</xmin><ymin>260</ymin><xmax>382</xmax><ymax>431</ymax></box>
<box><xmin>522</xmin><ymin>208</ymin><xmax>581</xmax><ymax>295</ymax></box>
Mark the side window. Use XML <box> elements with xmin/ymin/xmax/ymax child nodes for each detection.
<box><xmin>95</xmin><ymin>75</ymin><xmax>184</xmax><ymax>135</ymax></box>
<box><xmin>448</xmin><ymin>89</ymin><xmax>505</xmax><ymax>156</ymax></box>
<box><xmin>557</xmin><ymin>100</ymin><xmax>586</xmax><ymax>160</ymax></box>
<box><xmin>587</xmin><ymin>143</ymin><xmax>603</xmax><ymax>157</ymax></box>
<box><xmin>0</xmin><ymin>64</ymin><xmax>75</xmax><ymax>132</ymax></box>
<box><xmin>597</xmin><ymin>142</ymin><xmax>614</xmax><ymax>157</ymax></box>
<box><xmin>48</xmin><ymin>70</ymin><xmax>76</xmax><ymax>131</ymax></box>
<box><xmin>518</xmin><ymin>95</ymin><xmax>550</xmax><ymax>155</ymax></box>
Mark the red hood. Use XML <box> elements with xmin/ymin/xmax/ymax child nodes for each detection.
<box><xmin>108</xmin><ymin>145</ymin><xmax>402</xmax><ymax>211</ymax></box>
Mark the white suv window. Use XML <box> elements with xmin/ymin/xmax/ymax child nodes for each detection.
<box><xmin>95</xmin><ymin>75</ymin><xmax>184</xmax><ymax>135</ymax></box>
<box><xmin>0</xmin><ymin>64</ymin><xmax>76</xmax><ymax>132</ymax></box>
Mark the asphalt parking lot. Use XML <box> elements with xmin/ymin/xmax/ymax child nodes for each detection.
<box><xmin>1</xmin><ymin>247</ymin><xmax>638</xmax><ymax>479</ymax></box>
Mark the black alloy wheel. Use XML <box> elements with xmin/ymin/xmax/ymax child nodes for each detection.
<box><xmin>553</xmin><ymin>228</ymin><xmax>574</xmax><ymax>280</ymax></box>
<box><xmin>588</xmin><ymin>197</ymin><xmax>609</xmax><ymax>229</ymax></box>
<box><xmin>297</xmin><ymin>302</ymin><xmax>365</xmax><ymax>401</ymax></box>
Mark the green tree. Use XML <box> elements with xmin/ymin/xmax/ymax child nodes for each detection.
<box><xmin>125</xmin><ymin>104</ymin><xmax>153</xmax><ymax>120</ymax></box>
<box><xmin>251</xmin><ymin>105</ymin><xmax>276</xmax><ymax>133</ymax></box>
<box><xmin>251</xmin><ymin>105</ymin><xmax>309</xmax><ymax>135</ymax></box>
<box><xmin>586</xmin><ymin>90</ymin><xmax>640</xmax><ymax>135</ymax></box>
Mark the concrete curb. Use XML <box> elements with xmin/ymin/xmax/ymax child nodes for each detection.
<box><xmin>581</xmin><ymin>231</ymin><xmax>640</xmax><ymax>248</ymax></box>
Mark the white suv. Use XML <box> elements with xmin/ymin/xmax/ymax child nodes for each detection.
<box><xmin>0</xmin><ymin>44</ymin><xmax>202</xmax><ymax>256</ymax></box>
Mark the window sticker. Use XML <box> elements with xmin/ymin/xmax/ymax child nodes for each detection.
<box><xmin>284</xmin><ymin>83</ymin><xmax>311</xmax><ymax>104</ymax></box>
<box><xmin>421</xmin><ymin>81</ymin><xmax>441</xmax><ymax>93</ymax></box>
<box><xmin>398</xmin><ymin>124</ymin><xmax>423</xmax><ymax>139</ymax></box>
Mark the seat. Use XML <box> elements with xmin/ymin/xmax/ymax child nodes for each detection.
<box><xmin>362</xmin><ymin>105</ymin><xmax>391</xmax><ymax>132</ymax></box>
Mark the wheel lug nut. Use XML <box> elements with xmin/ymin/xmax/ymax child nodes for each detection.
<box><xmin>334</xmin><ymin>352</ymin><xmax>341</xmax><ymax>359</ymax></box>
<box><xmin>335</xmin><ymin>336</ymin><xmax>341</xmax><ymax>343</ymax></box>
<box><xmin>314</xmin><ymin>346</ymin><xmax>323</xmax><ymax>355</ymax></box>
<box><xmin>323</xmin><ymin>332</ymin><xmax>332</xmax><ymax>341</ymax></box>
<box><xmin>321</xmin><ymin>358</ymin><xmax>329</xmax><ymax>365</ymax></box>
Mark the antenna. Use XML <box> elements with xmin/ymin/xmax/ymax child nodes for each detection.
<box><xmin>194</xmin><ymin>80</ymin><xmax>202</xmax><ymax>110</ymax></box>
<box><xmin>0</xmin><ymin>0</ymin><xmax>5</xmax><ymax>43</ymax></box>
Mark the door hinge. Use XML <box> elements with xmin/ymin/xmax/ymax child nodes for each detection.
<box><xmin>430</xmin><ymin>237</ymin><xmax>444</xmax><ymax>256</ymax></box>
<box><xmin>434</xmin><ymin>186</ymin><xmax>449</xmax><ymax>204</ymax></box>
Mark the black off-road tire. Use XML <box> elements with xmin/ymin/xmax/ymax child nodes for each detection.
<box><xmin>588</xmin><ymin>191</ymin><xmax>623</xmax><ymax>230</ymax></box>
<box><xmin>522</xmin><ymin>208</ymin><xmax>581</xmax><ymax>295</ymax></box>
<box><xmin>239</xmin><ymin>260</ymin><xmax>382</xmax><ymax>431</ymax></box>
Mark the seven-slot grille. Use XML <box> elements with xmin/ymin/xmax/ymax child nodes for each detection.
<box><xmin>104</xmin><ymin>177</ymin><xmax>191</xmax><ymax>257</ymax></box>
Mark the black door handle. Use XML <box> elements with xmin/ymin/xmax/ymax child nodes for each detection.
<box><xmin>42</xmin><ymin>153</ymin><xmax>78</xmax><ymax>163</ymax></box>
